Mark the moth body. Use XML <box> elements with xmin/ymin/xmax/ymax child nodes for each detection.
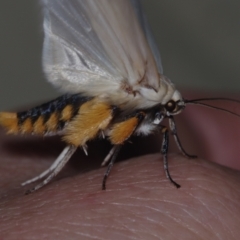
<box><xmin>2</xmin><ymin>0</ymin><xmax>231</xmax><ymax>193</ymax></box>
<box><xmin>0</xmin><ymin>87</ymin><xmax>183</xmax><ymax>146</ymax></box>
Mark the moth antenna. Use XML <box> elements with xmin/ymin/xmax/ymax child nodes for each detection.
<box><xmin>185</xmin><ymin>97</ymin><xmax>240</xmax><ymax>104</ymax></box>
<box><xmin>186</xmin><ymin>101</ymin><xmax>240</xmax><ymax>118</ymax></box>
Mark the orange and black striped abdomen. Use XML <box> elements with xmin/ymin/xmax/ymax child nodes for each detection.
<box><xmin>0</xmin><ymin>94</ymin><xmax>91</xmax><ymax>135</ymax></box>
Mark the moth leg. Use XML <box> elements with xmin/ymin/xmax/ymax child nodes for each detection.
<box><xmin>101</xmin><ymin>145</ymin><xmax>118</xmax><ymax>167</ymax></box>
<box><xmin>168</xmin><ymin>117</ymin><xmax>197</xmax><ymax>158</ymax></box>
<box><xmin>102</xmin><ymin>145</ymin><xmax>122</xmax><ymax>190</ymax></box>
<box><xmin>82</xmin><ymin>144</ymin><xmax>88</xmax><ymax>156</ymax></box>
<box><xmin>25</xmin><ymin>145</ymin><xmax>77</xmax><ymax>194</ymax></box>
<box><xmin>21</xmin><ymin>145</ymin><xmax>74</xmax><ymax>186</ymax></box>
<box><xmin>161</xmin><ymin>127</ymin><xmax>181</xmax><ymax>188</ymax></box>
<box><xmin>102</xmin><ymin>112</ymin><xmax>145</xmax><ymax>190</ymax></box>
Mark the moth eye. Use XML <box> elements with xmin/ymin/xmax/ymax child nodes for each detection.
<box><xmin>165</xmin><ymin>100</ymin><xmax>177</xmax><ymax>112</ymax></box>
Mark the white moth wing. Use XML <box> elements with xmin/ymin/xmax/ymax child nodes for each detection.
<box><xmin>41</xmin><ymin>0</ymin><xmax>161</xmax><ymax>99</ymax></box>
<box><xmin>130</xmin><ymin>0</ymin><xmax>163</xmax><ymax>74</ymax></box>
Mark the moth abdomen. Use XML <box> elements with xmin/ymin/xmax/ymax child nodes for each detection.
<box><xmin>0</xmin><ymin>94</ymin><xmax>91</xmax><ymax>135</ymax></box>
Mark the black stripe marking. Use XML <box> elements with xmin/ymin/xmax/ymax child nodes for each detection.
<box><xmin>17</xmin><ymin>94</ymin><xmax>92</xmax><ymax>131</ymax></box>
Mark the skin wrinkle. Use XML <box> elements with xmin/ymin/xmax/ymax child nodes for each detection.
<box><xmin>195</xmin><ymin>184</ymin><xmax>240</xmax><ymax>206</ymax></box>
<box><xmin>190</xmin><ymin>192</ymin><xmax>225</xmax><ymax>217</ymax></box>
<box><xmin>156</xmin><ymin>210</ymin><xmax>199</xmax><ymax>238</ymax></box>
<box><xmin>181</xmin><ymin>213</ymin><xmax>204</xmax><ymax>238</ymax></box>
<box><xmin>127</xmin><ymin>195</ymin><xmax>191</xmax><ymax>204</ymax></box>
<box><xmin>143</xmin><ymin>216</ymin><xmax>175</xmax><ymax>239</ymax></box>
<box><xmin>116</xmin><ymin>220</ymin><xmax>146</xmax><ymax>238</ymax></box>
<box><xmin>216</xmin><ymin>198</ymin><xmax>240</xmax><ymax>231</ymax></box>
<box><xmin>214</xmin><ymin>213</ymin><xmax>234</xmax><ymax>240</ymax></box>
<box><xmin>91</xmin><ymin>201</ymin><xmax>173</xmax><ymax>238</ymax></box>
<box><xmin>50</xmin><ymin>225</ymin><xmax>106</xmax><ymax>240</ymax></box>
<box><xmin>152</xmin><ymin>188</ymin><xmax>234</xmax><ymax>239</ymax></box>
<box><xmin>119</xmin><ymin>223</ymin><xmax>161</xmax><ymax>240</ymax></box>
<box><xmin>116</xmin><ymin>176</ymin><xmax>169</xmax><ymax>185</ymax></box>
<box><xmin>71</xmin><ymin>231</ymin><xmax>106</xmax><ymax>240</ymax></box>
<box><xmin>115</xmin><ymin>217</ymin><xmax>162</xmax><ymax>240</ymax></box>
<box><xmin>82</xmin><ymin>215</ymin><xmax>141</xmax><ymax>240</ymax></box>
<box><xmin>206</xmin><ymin>207</ymin><xmax>233</xmax><ymax>238</ymax></box>
<box><xmin>65</xmin><ymin>221</ymin><xmax>126</xmax><ymax>234</ymax></box>
<box><xmin>174</xmin><ymin>218</ymin><xmax>205</xmax><ymax>240</ymax></box>
<box><xmin>170</xmin><ymin>216</ymin><xmax>203</xmax><ymax>239</ymax></box>
<box><xmin>138</xmin><ymin>215</ymin><xmax>179</xmax><ymax>238</ymax></box>
<box><xmin>181</xmin><ymin>208</ymin><xmax>213</xmax><ymax>238</ymax></box>
<box><xmin>186</xmin><ymin>194</ymin><xmax>227</xmax><ymax>239</ymax></box>
<box><xmin>198</xmin><ymin>174</ymin><xmax>235</xmax><ymax>187</ymax></box>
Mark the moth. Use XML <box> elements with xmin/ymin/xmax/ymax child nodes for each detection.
<box><xmin>0</xmin><ymin>0</ymin><xmax>238</xmax><ymax>194</ymax></box>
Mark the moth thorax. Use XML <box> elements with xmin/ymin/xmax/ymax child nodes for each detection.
<box><xmin>139</xmin><ymin>75</ymin><xmax>181</xmax><ymax>105</ymax></box>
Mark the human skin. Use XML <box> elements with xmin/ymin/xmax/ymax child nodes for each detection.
<box><xmin>0</xmin><ymin>99</ymin><xmax>240</xmax><ymax>239</ymax></box>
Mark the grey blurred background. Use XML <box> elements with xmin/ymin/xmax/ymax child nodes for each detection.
<box><xmin>0</xmin><ymin>0</ymin><xmax>240</xmax><ymax>111</ymax></box>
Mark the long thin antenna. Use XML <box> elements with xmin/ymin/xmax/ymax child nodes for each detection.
<box><xmin>186</xmin><ymin>101</ymin><xmax>240</xmax><ymax>118</ymax></box>
<box><xmin>185</xmin><ymin>97</ymin><xmax>240</xmax><ymax>104</ymax></box>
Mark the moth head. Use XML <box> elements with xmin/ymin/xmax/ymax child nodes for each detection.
<box><xmin>151</xmin><ymin>90</ymin><xmax>185</xmax><ymax>125</ymax></box>
<box><xmin>164</xmin><ymin>90</ymin><xmax>185</xmax><ymax>116</ymax></box>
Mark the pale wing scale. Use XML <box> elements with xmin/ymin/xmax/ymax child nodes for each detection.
<box><xmin>41</xmin><ymin>0</ymin><xmax>161</xmax><ymax>97</ymax></box>
<box><xmin>82</xmin><ymin>1</ymin><xmax>160</xmax><ymax>89</ymax></box>
<box><xmin>130</xmin><ymin>0</ymin><xmax>163</xmax><ymax>74</ymax></box>
<box><xmin>42</xmin><ymin>0</ymin><xmax>121</xmax><ymax>95</ymax></box>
